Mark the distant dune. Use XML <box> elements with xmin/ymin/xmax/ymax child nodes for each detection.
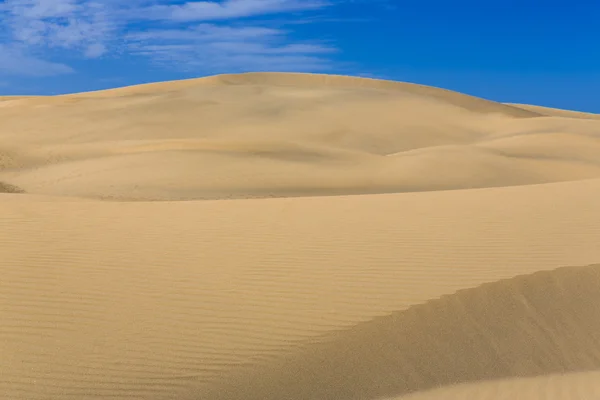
<box><xmin>1</xmin><ymin>73</ymin><xmax>599</xmax><ymax>399</ymax></box>
<box><xmin>507</xmin><ymin>103</ymin><xmax>600</xmax><ymax>120</ymax></box>
<box><xmin>4</xmin><ymin>72</ymin><xmax>600</xmax><ymax>201</ymax></box>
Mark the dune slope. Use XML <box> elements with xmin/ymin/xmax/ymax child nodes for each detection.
<box><xmin>2</xmin><ymin>177</ymin><xmax>600</xmax><ymax>399</ymax></box>
<box><xmin>1</xmin><ymin>73</ymin><xmax>600</xmax><ymax>399</ymax></box>
<box><xmin>203</xmin><ymin>263</ymin><xmax>600</xmax><ymax>400</ymax></box>
<box><xmin>1</xmin><ymin>72</ymin><xmax>599</xmax><ymax>200</ymax></box>
<box><xmin>508</xmin><ymin>103</ymin><xmax>600</xmax><ymax>120</ymax></box>
<box><xmin>396</xmin><ymin>371</ymin><xmax>600</xmax><ymax>400</ymax></box>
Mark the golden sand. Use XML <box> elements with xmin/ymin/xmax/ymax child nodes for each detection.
<box><xmin>1</xmin><ymin>73</ymin><xmax>599</xmax><ymax>399</ymax></box>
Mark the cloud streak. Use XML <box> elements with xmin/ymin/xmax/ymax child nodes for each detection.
<box><xmin>0</xmin><ymin>0</ymin><xmax>335</xmax><ymax>76</ymax></box>
<box><xmin>2</xmin><ymin>0</ymin><xmax>115</xmax><ymax>58</ymax></box>
<box><xmin>126</xmin><ymin>22</ymin><xmax>336</xmax><ymax>73</ymax></box>
<box><xmin>0</xmin><ymin>44</ymin><xmax>74</xmax><ymax>76</ymax></box>
<box><xmin>137</xmin><ymin>0</ymin><xmax>328</xmax><ymax>22</ymax></box>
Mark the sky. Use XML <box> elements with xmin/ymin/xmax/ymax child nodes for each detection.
<box><xmin>0</xmin><ymin>0</ymin><xmax>599</xmax><ymax>112</ymax></box>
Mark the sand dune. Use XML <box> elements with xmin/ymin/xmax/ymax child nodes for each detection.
<box><xmin>508</xmin><ymin>103</ymin><xmax>600</xmax><ymax>120</ymax></box>
<box><xmin>203</xmin><ymin>263</ymin><xmax>600</xmax><ymax>400</ymax></box>
<box><xmin>1</xmin><ymin>73</ymin><xmax>600</xmax><ymax>399</ymax></box>
<box><xmin>58</xmin><ymin>73</ymin><xmax>541</xmax><ymax>118</ymax></box>
<box><xmin>4</xmin><ymin>72</ymin><xmax>600</xmax><ymax>201</ymax></box>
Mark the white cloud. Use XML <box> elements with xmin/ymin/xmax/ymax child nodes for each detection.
<box><xmin>137</xmin><ymin>0</ymin><xmax>328</xmax><ymax>22</ymax></box>
<box><xmin>8</xmin><ymin>0</ymin><xmax>78</xmax><ymax>19</ymax></box>
<box><xmin>0</xmin><ymin>44</ymin><xmax>74</xmax><ymax>76</ymax></box>
<box><xmin>126</xmin><ymin>24</ymin><xmax>283</xmax><ymax>42</ymax></box>
<box><xmin>126</xmin><ymin>22</ymin><xmax>336</xmax><ymax>73</ymax></box>
<box><xmin>2</xmin><ymin>0</ymin><xmax>115</xmax><ymax>58</ymax></box>
<box><xmin>0</xmin><ymin>0</ymin><xmax>336</xmax><ymax>76</ymax></box>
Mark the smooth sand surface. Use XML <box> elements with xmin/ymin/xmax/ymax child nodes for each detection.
<box><xmin>393</xmin><ymin>371</ymin><xmax>600</xmax><ymax>399</ymax></box>
<box><xmin>508</xmin><ymin>103</ymin><xmax>600</xmax><ymax>120</ymax></box>
<box><xmin>1</xmin><ymin>72</ymin><xmax>600</xmax><ymax>399</ymax></box>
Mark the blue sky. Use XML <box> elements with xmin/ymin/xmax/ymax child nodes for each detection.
<box><xmin>1</xmin><ymin>0</ymin><xmax>599</xmax><ymax>112</ymax></box>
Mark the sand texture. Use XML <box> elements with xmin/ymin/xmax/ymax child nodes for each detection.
<box><xmin>1</xmin><ymin>72</ymin><xmax>600</xmax><ymax>399</ymax></box>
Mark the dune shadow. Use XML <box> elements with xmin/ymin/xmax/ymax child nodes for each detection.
<box><xmin>200</xmin><ymin>263</ymin><xmax>600</xmax><ymax>400</ymax></box>
<box><xmin>0</xmin><ymin>181</ymin><xmax>25</xmax><ymax>194</ymax></box>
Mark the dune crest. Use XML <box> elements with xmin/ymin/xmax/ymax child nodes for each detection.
<box><xmin>1</xmin><ymin>73</ymin><xmax>599</xmax><ymax>201</ymax></box>
<box><xmin>202</xmin><ymin>263</ymin><xmax>600</xmax><ymax>400</ymax></box>
<box><xmin>507</xmin><ymin>103</ymin><xmax>600</xmax><ymax>120</ymax></box>
<box><xmin>65</xmin><ymin>72</ymin><xmax>540</xmax><ymax>117</ymax></box>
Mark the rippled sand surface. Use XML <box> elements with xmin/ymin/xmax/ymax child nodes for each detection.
<box><xmin>2</xmin><ymin>72</ymin><xmax>600</xmax><ymax>399</ymax></box>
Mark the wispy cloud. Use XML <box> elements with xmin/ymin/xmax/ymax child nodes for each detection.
<box><xmin>0</xmin><ymin>0</ymin><xmax>336</xmax><ymax>76</ymax></box>
<box><xmin>126</xmin><ymin>22</ymin><xmax>336</xmax><ymax>73</ymax></box>
<box><xmin>136</xmin><ymin>0</ymin><xmax>328</xmax><ymax>22</ymax></box>
<box><xmin>2</xmin><ymin>0</ymin><xmax>116</xmax><ymax>58</ymax></box>
<box><xmin>0</xmin><ymin>44</ymin><xmax>74</xmax><ymax>76</ymax></box>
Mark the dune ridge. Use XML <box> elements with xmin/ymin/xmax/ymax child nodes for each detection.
<box><xmin>1</xmin><ymin>73</ymin><xmax>599</xmax><ymax>201</ymax></box>
<box><xmin>202</xmin><ymin>263</ymin><xmax>600</xmax><ymax>400</ymax></box>
<box><xmin>61</xmin><ymin>73</ymin><xmax>541</xmax><ymax>117</ymax></box>
<box><xmin>1</xmin><ymin>72</ymin><xmax>600</xmax><ymax>399</ymax></box>
<box><xmin>508</xmin><ymin>103</ymin><xmax>600</xmax><ymax>120</ymax></box>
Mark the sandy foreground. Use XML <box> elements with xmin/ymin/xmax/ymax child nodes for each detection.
<box><xmin>1</xmin><ymin>72</ymin><xmax>600</xmax><ymax>399</ymax></box>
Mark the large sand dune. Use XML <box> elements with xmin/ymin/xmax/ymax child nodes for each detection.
<box><xmin>1</xmin><ymin>73</ymin><xmax>600</xmax><ymax>399</ymax></box>
<box><xmin>3</xmin><ymin>72</ymin><xmax>600</xmax><ymax>200</ymax></box>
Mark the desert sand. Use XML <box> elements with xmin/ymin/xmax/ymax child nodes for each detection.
<box><xmin>1</xmin><ymin>72</ymin><xmax>600</xmax><ymax>399</ymax></box>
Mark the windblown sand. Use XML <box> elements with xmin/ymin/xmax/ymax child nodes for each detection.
<box><xmin>1</xmin><ymin>73</ymin><xmax>600</xmax><ymax>399</ymax></box>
